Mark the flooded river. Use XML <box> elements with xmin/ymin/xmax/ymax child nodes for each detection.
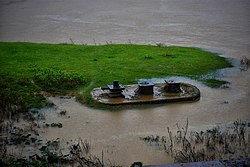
<box><xmin>1</xmin><ymin>0</ymin><xmax>250</xmax><ymax>166</ymax></box>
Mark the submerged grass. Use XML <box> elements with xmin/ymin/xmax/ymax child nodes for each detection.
<box><xmin>203</xmin><ymin>79</ymin><xmax>230</xmax><ymax>88</ymax></box>
<box><xmin>0</xmin><ymin>42</ymin><xmax>232</xmax><ymax>111</ymax></box>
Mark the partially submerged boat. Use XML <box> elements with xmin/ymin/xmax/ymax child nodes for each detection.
<box><xmin>91</xmin><ymin>80</ymin><xmax>200</xmax><ymax>105</ymax></box>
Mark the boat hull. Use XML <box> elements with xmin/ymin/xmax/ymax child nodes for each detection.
<box><xmin>91</xmin><ymin>83</ymin><xmax>200</xmax><ymax>105</ymax></box>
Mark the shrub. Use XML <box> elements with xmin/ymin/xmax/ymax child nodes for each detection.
<box><xmin>33</xmin><ymin>67</ymin><xmax>86</xmax><ymax>92</ymax></box>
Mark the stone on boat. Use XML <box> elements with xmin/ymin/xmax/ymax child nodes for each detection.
<box><xmin>101</xmin><ymin>80</ymin><xmax>125</xmax><ymax>98</ymax></box>
<box><xmin>136</xmin><ymin>81</ymin><xmax>154</xmax><ymax>95</ymax></box>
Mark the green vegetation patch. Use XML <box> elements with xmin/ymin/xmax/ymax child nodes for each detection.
<box><xmin>33</xmin><ymin>67</ymin><xmax>86</xmax><ymax>93</ymax></box>
<box><xmin>0</xmin><ymin>42</ymin><xmax>232</xmax><ymax>111</ymax></box>
<box><xmin>203</xmin><ymin>79</ymin><xmax>230</xmax><ymax>88</ymax></box>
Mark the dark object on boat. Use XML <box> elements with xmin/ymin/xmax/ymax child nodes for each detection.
<box><xmin>164</xmin><ymin>80</ymin><xmax>182</xmax><ymax>93</ymax></box>
<box><xmin>136</xmin><ymin>81</ymin><xmax>154</xmax><ymax>95</ymax></box>
<box><xmin>101</xmin><ymin>80</ymin><xmax>125</xmax><ymax>97</ymax></box>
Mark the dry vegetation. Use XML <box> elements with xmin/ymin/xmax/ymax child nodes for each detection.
<box><xmin>140</xmin><ymin>119</ymin><xmax>249</xmax><ymax>163</ymax></box>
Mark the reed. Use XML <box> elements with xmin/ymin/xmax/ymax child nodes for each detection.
<box><xmin>140</xmin><ymin>120</ymin><xmax>249</xmax><ymax>163</ymax></box>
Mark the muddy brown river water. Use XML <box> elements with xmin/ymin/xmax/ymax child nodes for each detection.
<box><xmin>1</xmin><ymin>0</ymin><xmax>250</xmax><ymax>166</ymax></box>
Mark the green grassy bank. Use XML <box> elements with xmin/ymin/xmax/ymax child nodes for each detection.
<box><xmin>0</xmin><ymin>42</ymin><xmax>232</xmax><ymax>111</ymax></box>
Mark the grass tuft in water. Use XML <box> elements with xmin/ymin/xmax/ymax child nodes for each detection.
<box><xmin>203</xmin><ymin>79</ymin><xmax>230</xmax><ymax>88</ymax></box>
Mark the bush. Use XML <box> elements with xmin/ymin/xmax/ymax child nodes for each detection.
<box><xmin>33</xmin><ymin>68</ymin><xmax>86</xmax><ymax>92</ymax></box>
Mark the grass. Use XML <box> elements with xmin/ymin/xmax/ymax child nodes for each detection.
<box><xmin>0</xmin><ymin>42</ymin><xmax>232</xmax><ymax>111</ymax></box>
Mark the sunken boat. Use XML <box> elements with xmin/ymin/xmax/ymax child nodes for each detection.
<box><xmin>91</xmin><ymin>80</ymin><xmax>200</xmax><ymax>105</ymax></box>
